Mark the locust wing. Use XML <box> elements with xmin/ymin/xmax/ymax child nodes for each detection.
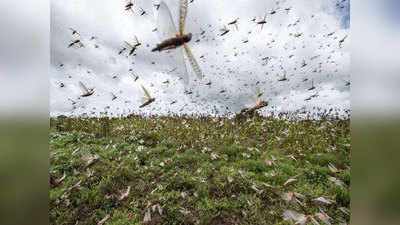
<box><xmin>183</xmin><ymin>43</ymin><xmax>203</xmax><ymax>79</ymax></box>
<box><xmin>141</xmin><ymin>85</ymin><xmax>152</xmax><ymax>99</ymax></box>
<box><xmin>244</xmin><ymin>88</ymin><xmax>262</xmax><ymax>108</ymax></box>
<box><xmin>169</xmin><ymin>48</ymin><xmax>190</xmax><ymax>86</ymax></box>
<box><xmin>156</xmin><ymin>1</ymin><xmax>178</xmax><ymax>41</ymax></box>
<box><xmin>252</xmin><ymin>88</ymin><xmax>261</xmax><ymax>105</ymax></box>
<box><xmin>178</xmin><ymin>0</ymin><xmax>188</xmax><ymax>35</ymax></box>
<box><xmin>124</xmin><ymin>41</ymin><xmax>133</xmax><ymax>48</ymax></box>
<box><xmin>134</xmin><ymin>35</ymin><xmax>140</xmax><ymax>45</ymax></box>
<box><xmin>78</xmin><ymin>81</ymin><xmax>89</xmax><ymax>93</ymax></box>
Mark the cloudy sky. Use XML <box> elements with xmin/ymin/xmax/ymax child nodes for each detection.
<box><xmin>50</xmin><ymin>0</ymin><xmax>350</xmax><ymax>117</ymax></box>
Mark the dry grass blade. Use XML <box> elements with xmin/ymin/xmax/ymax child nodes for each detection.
<box><xmin>97</xmin><ymin>214</ymin><xmax>110</xmax><ymax>225</ymax></box>
<box><xmin>284</xmin><ymin>177</ymin><xmax>297</xmax><ymax>186</ymax></box>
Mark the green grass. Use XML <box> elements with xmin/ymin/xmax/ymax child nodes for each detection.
<box><xmin>50</xmin><ymin>115</ymin><xmax>350</xmax><ymax>224</ymax></box>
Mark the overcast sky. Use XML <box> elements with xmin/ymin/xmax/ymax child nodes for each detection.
<box><xmin>50</xmin><ymin>0</ymin><xmax>350</xmax><ymax>117</ymax></box>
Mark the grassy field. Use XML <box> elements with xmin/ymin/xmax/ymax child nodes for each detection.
<box><xmin>49</xmin><ymin>115</ymin><xmax>350</xmax><ymax>225</ymax></box>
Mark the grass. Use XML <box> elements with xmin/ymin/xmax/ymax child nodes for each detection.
<box><xmin>49</xmin><ymin>115</ymin><xmax>350</xmax><ymax>224</ymax></box>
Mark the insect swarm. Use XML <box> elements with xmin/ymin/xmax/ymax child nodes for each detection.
<box><xmin>50</xmin><ymin>1</ymin><xmax>350</xmax><ymax>224</ymax></box>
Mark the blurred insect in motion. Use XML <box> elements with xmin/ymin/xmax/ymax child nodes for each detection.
<box><xmin>68</xmin><ymin>40</ymin><xmax>84</xmax><ymax>48</ymax></box>
<box><xmin>278</xmin><ymin>73</ymin><xmax>288</xmax><ymax>81</ymax></box>
<box><xmin>118</xmin><ymin>47</ymin><xmax>127</xmax><ymax>55</ymax></box>
<box><xmin>139</xmin><ymin>85</ymin><xmax>155</xmax><ymax>108</ymax></box>
<box><xmin>69</xmin><ymin>28</ymin><xmax>80</xmax><ymax>36</ymax></box>
<box><xmin>294</xmin><ymin>33</ymin><xmax>303</xmax><ymax>38</ymax></box>
<box><xmin>305</xmin><ymin>93</ymin><xmax>319</xmax><ymax>101</ymax></box>
<box><xmin>256</xmin><ymin>14</ymin><xmax>267</xmax><ymax>30</ymax></box>
<box><xmin>152</xmin><ymin>0</ymin><xmax>203</xmax><ymax>86</ymax></box>
<box><xmin>285</xmin><ymin>7</ymin><xmax>292</xmax><ymax>14</ymax></box>
<box><xmin>219</xmin><ymin>25</ymin><xmax>230</xmax><ymax>36</ymax></box>
<box><xmin>339</xmin><ymin>35</ymin><xmax>348</xmax><ymax>48</ymax></box>
<box><xmin>240</xmin><ymin>88</ymin><xmax>268</xmax><ymax>115</ymax></box>
<box><xmin>79</xmin><ymin>81</ymin><xmax>94</xmax><ymax>97</ymax></box>
<box><xmin>68</xmin><ymin>98</ymin><xmax>77</xmax><ymax>105</ymax></box>
<box><xmin>111</xmin><ymin>92</ymin><xmax>117</xmax><ymax>101</ymax></box>
<box><xmin>138</xmin><ymin>7</ymin><xmax>147</xmax><ymax>16</ymax></box>
<box><xmin>308</xmin><ymin>80</ymin><xmax>316</xmax><ymax>91</ymax></box>
<box><xmin>125</xmin><ymin>0</ymin><xmax>134</xmax><ymax>12</ymax></box>
<box><xmin>228</xmin><ymin>18</ymin><xmax>239</xmax><ymax>30</ymax></box>
<box><xmin>301</xmin><ymin>60</ymin><xmax>307</xmax><ymax>68</ymax></box>
<box><xmin>154</xmin><ymin>4</ymin><xmax>161</xmax><ymax>10</ymax></box>
<box><xmin>124</xmin><ymin>36</ymin><xmax>141</xmax><ymax>56</ymax></box>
